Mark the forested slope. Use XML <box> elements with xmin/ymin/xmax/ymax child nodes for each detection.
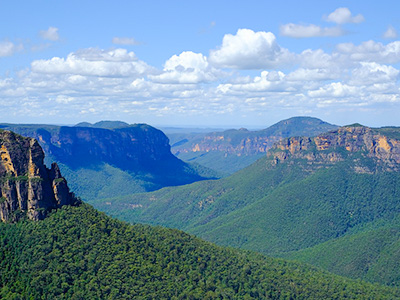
<box><xmin>1</xmin><ymin>204</ymin><xmax>398</xmax><ymax>299</ymax></box>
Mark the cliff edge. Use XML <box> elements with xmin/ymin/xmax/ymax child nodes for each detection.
<box><xmin>0</xmin><ymin>130</ymin><xmax>78</xmax><ymax>222</ymax></box>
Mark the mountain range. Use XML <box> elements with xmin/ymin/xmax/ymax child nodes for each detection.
<box><xmin>1</xmin><ymin>128</ymin><xmax>397</xmax><ymax>298</ymax></box>
<box><xmin>2</xmin><ymin>117</ymin><xmax>400</xmax><ymax>295</ymax></box>
<box><xmin>167</xmin><ymin>116</ymin><xmax>338</xmax><ymax>175</ymax></box>
<box><xmin>96</xmin><ymin>124</ymin><xmax>400</xmax><ymax>287</ymax></box>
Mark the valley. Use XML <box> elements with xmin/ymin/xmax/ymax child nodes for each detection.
<box><xmin>1</xmin><ymin>118</ymin><xmax>400</xmax><ymax>298</ymax></box>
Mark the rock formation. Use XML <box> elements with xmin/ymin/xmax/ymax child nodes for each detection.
<box><xmin>0</xmin><ymin>130</ymin><xmax>78</xmax><ymax>222</ymax></box>
<box><xmin>268</xmin><ymin>125</ymin><xmax>400</xmax><ymax>172</ymax></box>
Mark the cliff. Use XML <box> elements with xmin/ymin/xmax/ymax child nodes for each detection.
<box><xmin>268</xmin><ymin>125</ymin><xmax>400</xmax><ymax>172</ymax></box>
<box><xmin>0</xmin><ymin>130</ymin><xmax>78</xmax><ymax>222</ymax></box>
<box><xmin>171</xmin><ymin>117</ymin><xmax>338</xmax><ymax>157</ymax></box>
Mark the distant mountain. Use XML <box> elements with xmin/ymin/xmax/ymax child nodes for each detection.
<box><xmin>168</xmin><ymin>116</ymin><xmax>338</xmax><ymax>175</ymax></box>
<box><xmin>0</xmin><ymin>123</ymin><xmax>212</xmax><ymax>202</ymax></box>
<box><xmin>98</xmin><ymin>124</ymin><xmax>400</xmax><ymax>286</ymax></box>
<box><xmin>74</xmin><ymin>120</ymin><xmax>129</xmax><ymax>129</ymax></box>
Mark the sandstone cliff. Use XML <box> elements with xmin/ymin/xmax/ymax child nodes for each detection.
<box><xmin>268</xmin><ymin>125</ymin><xmax>400</xmax><ymax>172</ymax></box>
<box><xmin>0</xmin><ymin>130</ymin><xmax>78</xmax><ymax>222</ymax></box>
<box><xmin>171</xmin><ymin>117</ymin><xmax>338</xmax><ymax>157</ymax></box>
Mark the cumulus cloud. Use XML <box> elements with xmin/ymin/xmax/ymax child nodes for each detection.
<box><xmin>31</xmin><ymin>48</ymin><xmax>155</xmax><ymax>77</ymax></box>
<box><xmin>286</xmin><ymin>68</ymin><xmax>340</xmax><ymax>81</ymax></box>
<box><xmin>336</xmin><ymin>40</ymin><xmax>400</xmax><ymax>64</ymax></box>
<box><xmin>209</xmin><ymin>29</ymin><xmax>295</xmax><ymax>69</ymax></box>
<box><xmin>112</xmin><ymin>37</ymin><xmax>141</xmax><ymax>45</ymax></box>
<box><xmin>349</xmin><ymin>62</ymin><xmax>399</xmax><ymax>85</ymax></box>
<box><xmin>1</xmin><ymin>32</ymin><xmax>400</xmax><ymax>125</ymax></box>
<box><xmin>308</xmin><ymin>82</ymin><xmax>360</xmax><ymax>98</ymax></box>
<box><xmin>216</xmin><ymin>70</ymin><xmax>299</xmax><ymax>95</ymax></box>
<box><xmin>39</xmin><ymin>27</ymin><xmax>60</xmax><ymax>41</ymax></box>
<box><xmin>280</xmin><ymin>23</ymin><xmax>345</xmax><ymax>38</ymax></box>
<box><xmin>149</xmin><ymin>51</ymin><xmax>225</xmax><ymax>84</ymax></box>
<box><xmin>325</xmin><ymin>7</ymin><xmax>364</xmax><ymax>24</ymax></box>
<box><xmin>383</xmin><ymin>26</ymin><xmax>398</xmax><ymax>39</ymax></box>
<box><xmin>0</xmin><ymin>41</ymin><xmax>22</xmax><ymax>57</ymax></box>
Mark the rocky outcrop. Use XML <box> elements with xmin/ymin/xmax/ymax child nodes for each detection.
<box><xmin>171</xmin><ymin>117</ymin><xmax>338</xmax><ymax>157</ymax></box>
<box><xmin>0</xmin><ymin>130</ymin><xmax>78</xmax><ymax>222</ymax></box>
<box><xmin>268</xmin><ymin>125</ymin><xmax>400</xmax><ymax>172</ymax></box>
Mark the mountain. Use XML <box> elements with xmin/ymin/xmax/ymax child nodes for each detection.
<box><xmin>97</xmin><ymin>125</ymin><xmax>400</xmax><ymax>286</ymax></box>
<box><xmin>168</xmin><ymin>116</ymin><xmax>338</xmax><ymax>175</ymax></box>
<box><xmin>74</xmin><ymin>120</ymin><xmax>129</xmax><ymax>129</ymax></box>
<box><xmin>1</xmin><ymin>204</ymin><xmax>399</xmax><ymax>299</ymax></box>
<box><xmin>0</xmin><ymin>123</ymin><xmax>213</xmax><ymax>202</ymax></box>
<box><xmin>0</xmin><ymin>129</ymin><xmax>78</xmax><ymax>222</ymax></box>
<box><xmin>1</xmin><ymin>132</ymin><xmax>397</xmax><ymax>299</ymax></box>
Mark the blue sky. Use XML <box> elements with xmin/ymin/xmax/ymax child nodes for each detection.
<box><xmin>0</xmin><ymin>1</ymin><xmax>399</xmax><ymax>128</ymax></box>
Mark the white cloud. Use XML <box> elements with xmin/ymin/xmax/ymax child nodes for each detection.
<box><xmin>149</xmin><ymin>51</ymin><xmax>225</xmax><ymax>84</ymax></box>
<box><xmin>299</xmin><ymin>49</ymin><xmax>339</xmax><ymax>69</ymax></box>
<box><xmin>209</xmin><ymin>29</ymin><xmax>295</xmax><ymax>69</ymax></box>
<box><xmin>325</xmin><ymin>7</ymin><xmax>364</xmax><ymax>24</ymax></box>
<box><xmin>217</xmin><ymin>70</ymin><xmax>293</xmax><ymax>94</ymax></box>
<box><xmin>280</xmin><ymin>23</ymin><xmax>345</xmax><ymax>38</ymax></box>
<box><xmin>286</xmin><ymin>68</ymin><xmax>340</xmax><ymax>81</ymax></box>
<box><xmin>1</xmin><ymin>33</ymin><xmax>400</xmax><ymax>125</ymax></box>
<box><xmin>336</xmin><ymin>40</ymin><xmax>400</xmax><ymax>64</ymax></box>
<box><xmin>39</xmin><ymin>27</ymin><xmax>60</xmax><ymax>41</ymax></box>
<box><xmin>349</xmin><ymin>62</ymin><xmax>399</xmax><ymax>86</ymax></box>
<box><xmin>308</xmin><ymin>82</ymin><xmax>360</xmax><ymax>98</ymax></box>
<box><xmin>383</xmin><ymin>26</ymin><xmax>398</xmax><ymax>39</ymax></box>
<box><xmin>112</xmin><ymin>37</ymin><xmax>140</xmax><ymax>45</ymax></box>
<box><xmin>31</xmin><ymin>48</ymin><xmax>155</xmax><ymax>77</ymax></box>
<box><xmin>0</xmin><ymin>41</ymin><xmax>22</xmax><ymax>57</ymax></box>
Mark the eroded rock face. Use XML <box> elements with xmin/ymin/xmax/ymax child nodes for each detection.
<box><xmin>0</xmin><ymin>130</ymin><xmax>78</xmax><ymax>222</ymax></box>
<box><xmin>268</xmin><ymin>126</ymin><xmax>400</xmax><ymax>172</ymax></box>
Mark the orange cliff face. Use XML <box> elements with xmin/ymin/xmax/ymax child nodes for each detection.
<box><xmin>0</xmin><ymin>130</ymin><xmax>79</xmax><ymax>222</ymax></box>
<box><xmin>267</xmin><ymin>126</ymin><xmax>400</xmax><ymax>171</ymax></box>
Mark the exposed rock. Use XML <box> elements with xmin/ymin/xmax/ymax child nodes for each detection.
<box><xmin>268</xmin><ymin>125</ymin><xmax>400</xmax><ymax>172</ymax></box>
<box><xmin>0</xmin><ymin>130</ymin><xmax>78</xmax><ymax>222</ymax></box>
<box><xmin>171</xmin><ymin>117</ymin><xmax>338</xmax><ymax>157</ymax></box>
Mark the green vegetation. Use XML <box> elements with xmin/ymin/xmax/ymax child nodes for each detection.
<box><xmin>0</xmin><ymin>174</ymin><xmax>43</xmax><ymax>183</ymax></box>
<box><xmin>56</xmin><ymin>163</ymin><xmax>148</xmax><ymax>201</ymax></box>
<box><xmin>280</xmin><ymin>218</ymin><xmax>400</xmax><ymax>287</ymax></box>
<box><xmin>93</xmin><ymin>131</ymin><xmax>400</xmax><ymax>287</ymax></box>
<box><xmin>374</xmin><ymin>127</ymin><xmax>400</xmax><ymax>139</ymax></box>
<box><xmin>1</xmin><ymin>204</ymin><xmax>398</xmax><ymax>299</ymax></box>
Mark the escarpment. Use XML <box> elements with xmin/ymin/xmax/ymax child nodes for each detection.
<box><xmin>268</xmin><ymin>125</ymin><xmax>400</xmax><ymax>172</ymax></box>
<box><xmin>0</xmin><ymin>130</ymin><xmax>78</xmax><ymax>222</ymax></box>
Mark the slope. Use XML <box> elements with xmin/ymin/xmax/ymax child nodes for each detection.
<box><xmin>280</xmin><ymin>217</ymin><xmax>400</xmax><ymax>287</ymax></box>
<box><xmin>1</xmin><ymin>203</ymin><xmax>398</xmax><ymax>299</ymax></box>
<box><xmin>97</xmin><ymin>125</ymin><xmax>400</xmax><ymax>286</ymax></box>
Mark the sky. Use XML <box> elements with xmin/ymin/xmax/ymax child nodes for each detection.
<box><xmin>0</xmin><ymin>1</ymin><xmax>400</xmax><ymax>128</ymax></box>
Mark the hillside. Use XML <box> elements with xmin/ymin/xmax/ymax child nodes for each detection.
<box><xmin>0</xmin><ymin>123</ymin><xmax>212</xmax><ymax>202</ymax></box>
<box><xmin>96</xmin><ymin>125</ymin><xmax>400</xmax><ymax>286</ymax></box>
<box><xmin>1</xmin><ymin>203</ymin><xmax>399</xmax><ymax>299</ymax></box>
<box><xmin>168</xmin><ymin>116</ymin><xmax>338</xmax><ymax>175</ymax></box>
<box><xmin>280</xmin><ymin>218</ymin><xmax>400</xmax><ymax>287</ymax></box>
